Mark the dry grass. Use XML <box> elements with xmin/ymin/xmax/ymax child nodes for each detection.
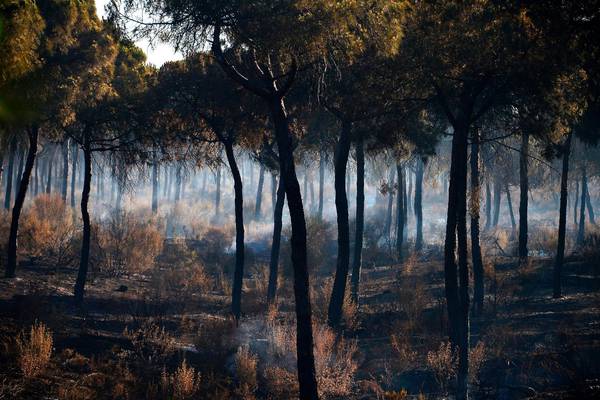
<box><xmin>123</xmin><ymin>321</ymin><xmax>176</xmax><ymax>364</ymax></box>
<box><xmin>160</xmin><ymin>360</ymin><xmax>201</xmax><ymax>400</ymax></box>
<box><xmin>426</xmin><ymin>341</ymin><xmax>457</xmax><ymax>393</ymax></box>
<box><xmin>16</xmin><ymin>321</ymin><xmax>53</xmax><ymax>378</ymax></box>
<box><xmin>234</xmin><ymin>345</ymin><xmax>258</xmax><ymax>398</ymax></box>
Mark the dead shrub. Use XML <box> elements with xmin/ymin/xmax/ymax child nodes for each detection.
<box><xmin>160</xmin><ymin>360</ymin><xmax>201</xmax><ymax>400</ymax></box>
<box><xmin>469</xmin><ymin>341</ymin><xmax>486</xmax><ymax>386</ymax></box>
<box><xmin>234</xmin><ymin>345</ymin><xmax>258</xmax><ymax>398</ymax></box>
<box><xmin>426</xmin><ymin>341</ymin><xmax>457</xmax><ymax>393</ymax></box>
<box><xmin>390</xmin><ymin>334</ymin><xmax>417</xmax><ymax>374</ymax></box>
<box><xmin>20</xmin><ymin>194</ymin><xmax>77</xmax><ymax>266</ymax></box>
<box><xmin>16</xmin><ymin>321</ymin><xmax>53</xmax><ymax>378</ymax></box>
<box><xmin>123</xmin><ymin>321</ymin><xmax>176</xmax><ymax>364</ymax></box>
<box><xmin>95</xmin><ymin>211</ymin><xmax>163</xmax><ymax>276</ymax></box>
<box><xmin>194</xmin><ymin>317</ymin><xmax>236</xmax><ymax>359</ymax></box>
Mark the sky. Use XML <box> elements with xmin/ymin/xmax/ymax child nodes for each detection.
<box><xmin>95</xmin><ymin>0</ymin><xmax>182</xmax><ymax>66</ymax></box>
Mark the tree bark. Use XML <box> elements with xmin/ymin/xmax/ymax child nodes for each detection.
<box><xmin>74</xmin><ymin>135</ymin><xmax>92</xmax><ymax>303</ymax></box>
<box><xmin>318</xmin><ymin>150</ymin><xmax>325</xmax><ymax>220</ymax></box>
<box><xmin>395</xmin><ymin>163</ymin><xmax>405</xmax><ymax>261</ymax></box>
<box><xmin>577</xmin><ymin>166</ymin><xmax>587</xmax><ymax>245</ymax></box>
<box><xmin>328</xmin><ymin>120</ymin><xmax>352</xmax><ymax>328</ymax></box>
<box><xmin>4</xmin><ymin>136</ymin><xmax>17</xmax><ymax>210</ymax></box>
<box><xmin>351</xmin><ymin>134</ymin><xmax>364</xmax><ymax>303</ymax></box>
<box><xmin>268</xmin><ymin>97</ymin><xmax>318</xmax><ymax>399</ymax></box>
<box><xmin>5</xmin><ymin>127</ymin><xmax>38</xmax><ymax>278</ymax></box>
<box><xmin>554</xmin><ymin>133</ymin><xmax>572</xmax><ymax>298</ymax></box>
<box><xmin>518</xmin><ymin>132</ymin><xmax>529</xmax><ymax>259</ymax></box>
<box><xmin>255</xmin><ymin>164</ymin><xmax>265</xmax><ymax>219</ymax></box>
<box><xmin>70</xmin><ymin>142</ymin><xmax>78</xmax><ymax>208</ymax></box>
<box><xmin>470</xmin><ymin>133</ymin><xmax>484</xmax><ymax>316</ymax></box>
<box><xmin>415</xmin><ymin>157</ymin><xmax>424</xmax><ymax>251</ymax></box>
<box><xmin>224</xmin><ymin>141</ymin><xmax>245</xmax><ymax>321</ymax></box>
<box><xmin>267</xmin><ymin>175</ymin><xmax>285</xmax><ymax>305</ymax></box>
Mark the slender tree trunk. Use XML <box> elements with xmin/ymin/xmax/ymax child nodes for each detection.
<box><xmin>271</xmin><ymin>173</ymin><xmax>277</xmax><ymax>215</ymax></box>
<box><xmin>492</xmin><ymin>177</ymin><xmax>501</xmax><ymax>227</ymax></box>
<box><xmin>268</xmin><ymin>97</ymin><xmax>318</xmax><ymax>399</ymax></box>
<box><xmin>328</xmin><ymin>120</ymin><xmax>352</xmax><ymax>328</ymax></box>
<box><xmin>574</xmin><ymin>180</ymin><xmax>579</xmax><ymax>225</ymax></box>
<box><xmin>554</xmin><ymin>134</ymin><xmax>572</xmax><ymax>298</ymax></box>
<box><xmin>4</xmin><ymin>137</ymin><xmax>16</xmax><ymax>210</ymax></box>
<box><xmin>585</xmin><ymin>182</ymin><xmax>595</xmax><ymax>225</ymax></box>
<box><xmin>267</xmin><ymin>175</ymin><xmax>285</xmax><ymax>305</ymax></box>
<box><xmin>415</xmin><ymin>157</ymin><xmax>424</xmax><ymax>251</ymax></box>
<box><xmin>33</xmin><ymin>158</ymin><xmax>39</xmax><ymax>197</ymax></box>
<box><xmin>224</xmin><ymin>141</ymin><xmax>245</xmax><ymax>321</ymax></box>
<box><xmin>215</xmin><ymin>166</ymin><xmax>221</xmax><ymax>217</ymax></box>
<box><xmin>174</xmin><ymin>164</ymin><xmax>182</xmax><ymax>202</ymax></box>
<box><xmin>385</xmin><ymin>168</ymin><xmax>395</xmax><ymax>240</ymax></box>
<box><xmin>484</xmin><ymin>179</ymin><xmax>491</xmax><ymax>230</ymax></box>
<box><xmin>395</xmin><ymin>164</ymin><xmax>405</xmax><ymax>261</ymax></box>
<box><xmin>318</xmin><ymin>150</ymin><xmax>325</xmax><ymax>220</ymax></box>
<box><xmin>407</xmin><ymin>166</ymin><xmax>413</xmax><ymax>218</ymax></box>
<box><xmin>163</xmin><ymin>165</ymin><xmax>170</xmax><ymax>198</ymax></box>
<box><xmin>519</xmin><ymin>132</ymin><xmax>529</xmax><ymax>259</ymax></box>
<box><xmin>506</xmin><ymin>185</ymin><xmax>516</xmax><ymax>233</ymax></box>
<box><xmin>61</xmin><ymin>139</ymin><xmax>69</xmax><ymax>202</ymax></box>
<box><xmin>151</xmin><ymin>149</ymin><xmax>159</xmax><ymax>213</ymax></box>
<box><xmin>471</xmin><ymin>133</ymin><xmax>484</xmax><ymax>316</ymax></box>
<box><xmin>70</xmin><ymin>142</ymin><xmax>78</xmax><ymax>208</ymax></box>
<box><xmin>351</xmin><ymin>134</ymin><xmax>364</xmax><ymax>303</ymax></box>
<box><xmin>255</xmin><ymin>164</ymin><xmax>265</xmax><ymax>219</ymax></box>
<box><xmin>5</xmin><ymin>126</ymin><xmax>38</xmax><ymax>277</ymax></box>
<box><xmin>74</xmin><ymin>135</ymin><xmax>92</xmax><ymax>303</ymax></box>
<box><xmin>577</xmin><ymin>166</ymin><xmax>587</xmax><ymax>245</ymax></box>
<box><xmin>15</xmin><ymin>148</ymin><xmax>24</xmax><ymax>197</ymax></box>
<box><xmin>45</xmin><ymin>146</ymin><xmax>53</xmax><ymax>194</ymax></box>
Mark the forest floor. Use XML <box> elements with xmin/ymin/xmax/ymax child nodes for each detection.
<box><xmin>0</xmin><ymin>240</ymin><xmax>599</xmax><ymax>399</ymax></box>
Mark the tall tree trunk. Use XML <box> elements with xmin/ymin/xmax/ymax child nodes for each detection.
<box><xmin>471</xmin><ymin>133</ymin><xmax>484</xmax><ymax>316</ymax></box>
<box><xmin>328</xmin><ymin>120</ymin><xmax>352</xmax><ymax>328</ymax></box>
<box><xmin>506</xmin><ymin>185</ymin><xmax>516</xmax><ymax>234</ymax></box>
<box><xmin>271</xmin><ymin>173</ymin><xmax>277</xmax><ymax>215</ymax></box>
<box><xmin>174</xmin><ymin>165</ymin><xmax>182</xmax><ymax>201</ymax></box>
<box><xmin>554</xmin><ymin>134</ymin><xmax>572</xmax><ymax>298</ymax></box>
<box><xmin>45</xmin><ymin>146</ymin><xmax>53</xmax><ymax>194</ymax></box>
<box><xmin>151</xmin><ymin>149</ymin><xmax>159</xmax><ymax>213</ymax></box>
<box><xmin>74</xmin><ymin>135</ymin><xmax>92</xmax><ymax>303</ymax></box>
<box><xmin>351</xmin><ymin>134</ymin><xmax>365</xmax><ymax>303</ymax></box>
<box><xmin>215</xmin><ymin>166</ymin><xmax>221</xmax><ymax>217</ymax></box>
<box><xmin>395</xmin><ymin>163</ymin><xmax>405</xmax><ymax>261</ymax></box>
<box><xmin>33</xmin><ymin>157</ymin><xmax>39</xmax><ymax>197</ymax></box>
<box><xmin>492</xmin><ymin>177</ymin><xmax>501</xmax><ymax>227</ymax></box>
<box><xmin>402</xmin><ymin>166</ymin><xmax>408</xmax><ymax>240</ymax></box>
<box><xmin>318</xmin><ymin>150</ymin><xmax>325</xmax><ymax>220</ymax></box>
<box><xmin>585</xmin><ymin>182</ymin><xmax>595</xmax><ymax>225</ymax></box>
<box><xmin>61</xmin><ymin>139</ymin><xmax>70</xmax><ymax>202</ymax></box>
<box><xmin>385</xmin><ymin>168</ymin><xmax>395</xmax><ymax>240</ymax></box>
<box><xmin>4</xmin><ymin>137</ymin><xmax>16</xmax><ymax>210</ymax></box>
<box><xmin>577</xmin><ymin>166</ymin><xmax>587</xmax><ymax>245</ymax></box>
<box><xmin>224</xmin><ymin>141</ymin><xmax>245</xmax><ymax>321</ymax></box>
<box><xmin>70</xmin><ymin>142</ymin><xmax>78</xmax><ymax>208</ymax></box>
<box><xmin>407</xmin><ymin>165</ymin><xmax>413</xmax><ymax>218</ymax></box>
<box><xmin>255</xmin><ymin>164</ymin><xmax>265</xmax><ymax>219</ymax></box>
<box><xmin>484</xmin><ymin>179</ymin><xmax>491</xmax><ymax>230</ymax></box>
<box><xmin>268</xmin><ymin>97</ymin><xmax>318</xmax><ymax>399</ymax></box>
<box><xmin>573</xmin><ymin>180</ymin><xmax>579</xmax><ymax>225</ymax></box>
<box><xmin>5</xmin><ymin>127</ymin><xmax>38</xmax><ymax>278</ymax></box>
<box><xmin>15</xmin><ymin>148</ymin><xmax>24</xmax><ymax>197</ymax></box>
<box><xmin>267</xmin><ymin>175</ymin><xmax>285</xmax><ymax>305</ymax></box>
<box><xmin>519</xmin><ymin>132</ymin><xmax>529</xmax><ymax>259</ymax></box>
<box><xmin>415</xmin><ymin>157</ymin><xmax>425</xmax><ymax>251</ymax></box>
<box><xmin>444</xmin><ymin>122</ymin><xmax>470</xmax><ymax>400</ymax></box>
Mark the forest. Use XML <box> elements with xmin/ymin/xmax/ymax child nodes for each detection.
<box><xmin>0</xmin><ymin>1</ymin><xmax>599</xmax><ymax>399</ymax></box>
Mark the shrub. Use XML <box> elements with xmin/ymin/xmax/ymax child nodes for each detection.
<box><xmin>95</xmin><ymin>211</ymin><xmax>163</xmax><ymax>276</ymax></box>
<box><xmin>123</xmin><ymin>321</ymin><xmax>176</xmax><ymax>364</ymax></box>
<box><xmin>193</xmin><ymin>317</ymin><xmax>236</xmax><ymax>359</ymax></box>
<box><xmin>234</xmin><ymin>345</ymin><xmax>258</xmax><ymax>398</ymax></box>
<box><xmin>16</xmin><ymin>321</ymin><xmax>53</xmax><ymax>378</ymax></box>
<box><xmin>390</xmin><ymin>334</ymin><xmax>417</xmax><ymax>374</ymax></box>
<box><xmin>160</xmin><ymin>360</ymin><xmax>201</xmax><ymax>400</ymax></box>
<box><xmin>20</xmin><ymin>194</ymin><xmax>77</xmax><ymax>266</ymax></box>
<box><xmin>426</xmin><ymin>341</ymin><xmax>457</xmax><ymax>393</ymax></box>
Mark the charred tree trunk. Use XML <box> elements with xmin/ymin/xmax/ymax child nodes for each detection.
<box><xmin>61</xmin><ymin>139</ymin><xmax>69</xmax><ymax>202</ymax></box>
<box><xmin>45</xmin><ymin>147</ymin><xmax>53</xmax><ymax>194</ymax></box>
<box><xmin>224</xmin><ymin>141</ymin><xmax>245</xmax><ymax>321</ymax></box>
<box><xmin>174</xmin><ymin>165</ymin><xmax>182</xmax><ymax>202</ymax></box>
<box><xmin>577</xmin><ymin>166</ymin><xmax>587</xmax><ymax>245</ymax></box>
<box><xmin>271</xmin><ymin>173</ymin><xmax>277</xmax><ymax>215</ymax></box>
<box><xmin>5</xmin><ymin>127</ymin><xmax>38</xmax><ymax>277</ymax></box>
<box><xmin>492</xmin><ymin>177</ymin><xmax>501</xmax><ymax>227</ymax></box>
<box><xmin>151</xmin><ymin>149</ymin><xmax>159</xmax><ymax>214</ymax></box>
<box><xmin>267</xmin><ymin>175</ymin><xmax>285</xmax><ymax>305</ymax></box>
<box><xmin>255</xmin><ymin>164</ymin><xmax>265</xmax><ymax>219</ymax></box>
<box><xmin>554</xmin><ymin>134</ymin><xmax>572</xmax><ymax>298</ymax></box>
<box><xmin>318</xmin><ymin>150</ymin><xmax>325</xmax><ymax>220</ymax></box>
<box><xmin>585</xmin><ymin>182</ymin><xmax>595</xmax><ymax>225</ymax></box>
<box><xmin>351</xmin><ymin>134</ymin><xmax>364</xmax><ymax>303</ymax></box>
<box><xmin>74</xmin><ymin>135</ymin><xmax>92</xmax><ymax>303</ymax></box>
<box><xmin>471</xmin><ymin>133</ymin><xmax>484</xmax><ymax>316</ymax></box>
<box><xmin>519</xmin><ymin>132</ymin><xmax>529</xmax><ymax>259</ymax></box>
<box><xmin>415</xmin><ymin>157</ymin><xmax>425</xmax><ymax>251</ymax></box>
<box><xmin>15</xmin><ymin>148</ymin><xmax>24</xmax><ymax>198</ymax></box>
<box><xmin>70</xmin><ymin>142</ymin><xmax>78</xmax><ymax>208</ymax></box>
<box><xmin>385</xmin><ymin>168</ymin><xmax>395</xmax><ymax>240</ymax></box>
<box><xmin>573</xmin><ymin>180</ymin><xmax>579</xmax><ymax>225</ymax></box>
<box><xmin>328</xmin><ymin>120</ymin><xmax>352</xmax><ymax>328</ymax></box>
<box><xmin>506</xmin><ymin>185</ymin><xmax>516</xmax><ymax>234</ymax></box>
<box><xmin>4</xmin><ymin>137</ymin><xmax>17</xmax><ymax>210</ymax></box>
<box><xmin>484</xmin><ymin>179</ymin><xmax>491</xmax><ymax>230</ymax></box>
<box><xmin>395</xmin><ymin>163</ymin><xmax>405</xmax><ymax>261</ymax></box>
